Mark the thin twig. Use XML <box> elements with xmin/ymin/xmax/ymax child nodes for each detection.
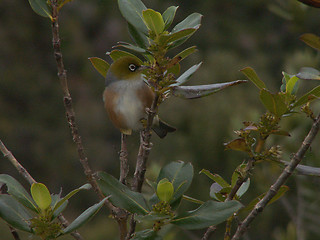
<box><xmin>8</xmin><ymin>226</ymin><xmax>20</xmax><ymax>240</ymax></box>
<box><xmin>231</xmin><ymin>114</ymin><xmax>320</xmax><ymax>240</ymax></box>
<box><xmin>119</xmin><ymin>134</ymin><xmax>129</xmax><ymax>184</ymax></box>
<box><xmin>0</xmin><ymin>140</ymin><xmax>36</xmax><ymax>185</ymax></box>
<box><xmin>202</xmin><ymin>226</ymin><xmax>217</xmax><ymax>240</ymax></box>
<box><xmin>50</xmin><ymin>1</ymin><xmax>128</xmax><ymax>239</ymax></box>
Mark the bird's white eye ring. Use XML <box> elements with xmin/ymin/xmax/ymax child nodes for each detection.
<box><xmin>128</xmin><ymin>64</ymin><xmax>137</xmax><ymax>72</ymax></box>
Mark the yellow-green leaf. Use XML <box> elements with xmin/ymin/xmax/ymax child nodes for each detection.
<box><xmin>241</xmin><ymin>67</ymin><xmax>266</xmax><ymax>90</ymax></box>
<box><xmin>142</xmin><ymin>9</ymin><xmax>165</xmax><ymax>35</ymax></box>
<box><xmin>31</xmin><ymin>183</ymin><xmax>52</xmax><ymax>211</ymax></box>
<box><xmin>88</xmin><ymin>57</ymin><xmax>109</xmax><ymax>78</ymax></box>
<box><xmin>156</xmin><ymin>178</ymin><xmax>174</xmax><ymax>202</ymax></box>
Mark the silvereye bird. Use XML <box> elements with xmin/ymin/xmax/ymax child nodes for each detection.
<box><xmin>103</xmin><ymin>56</ymin><xmax>176</xmax><ymax>138</ymax></box>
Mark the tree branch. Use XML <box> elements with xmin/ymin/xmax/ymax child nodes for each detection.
<box><xmin>231</xmin><ymin>113</ymin><xmax>320</xmax><ymax>240</ymax></box>
<box><xmin>119</xmin><ymin>134</ymin><xmax>129</xmax><ymax>184</ymax></box>
<box><xmin>0</xmin><ymin>140</ymin><xmax>36</xmax><ymax>185</ymax></box>
<box><xmin>50</xmin><ymin>1</ymin><xmax>128</xmax><ymax>238</ymax></box>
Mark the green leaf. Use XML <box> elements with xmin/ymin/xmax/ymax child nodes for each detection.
<box><xmin>236</xmin><ymin>178</ymin><xmax>250</xmax><ymax>198</ymax></box>
<box><xmin>172</xmin><ymin>13</ymin><xmax>202</xmax><ymax>33</ymax></box>
<box><xmin>241</xmin><ymin>67</ymin><xmax>266</xmax><ymax>90</ymax></box>
<box><xmin>142</xmin><ymin>9</ymin><xmax>165</xmax><ymax>35</ymax></box>
<box><xmin>170</xmin><ymin>80</ymin><xmax>247</xmax><ymax>99</ymax></box>
<box><xmin>52</xmin><ymin>184</ymin><xmax>91</xmax><ymax>214</ymax></box>
<box><xmin>132</xmin><ymin>229</ymin><xmax>162</xmax><ymax>240</ymax></box>
<box><xmin>199</xmin><ymin>169</ymin><xmax>229</xmax><ymax>188</ymax></box>
<box><xmin>182</xmin><ymin>195</ymin><xmax>204</xmax><ymax>205</ymax></box>
<box><xmin>259</xmin><ymin>89</ymin><xmax>288</xmax><ymax>117</ymax></box>
<box><xmin>0</xmin><ymin>174</ymin><xmax>37</xmax><ymax>212</ymax></box>
<box><xmin>51</xmin><ymin>194</ymin><xmax>68</xmax><ymax>220</ymax></box>
<box><xmin>239</xmin><ymin>186</ymin><xmax>289</xmax><ymax>214</ymax></box>
<box><xmin>97</xmin><ymin>172</ymin><xmax>150</xmax><ymax>215</ymax></box>
<box><xmin>61</xmin><ymin>197</ymin><xmax>108</xmax><ymax>234</ymax></box>
<box><xmin>286</xmin><ymin>76</ymin><xmax>299</xmax><ymax>95</ymax></box>
<box><xmin>116</xmin><ymin>42</ymin><xmax>147</xmax><ymax>53</ymax></box>
<box><xmin>171</xmin><ymin>200</ymin><xmax>242</xmax><ymax>229</ymax></box>
<box><xmin>162</xmin><ymin>28</ymin><xmax>197</xmax><ymax>45</ymax></box>
<box><xmin>170</xmin><ymin>62</ymin><xmax>202</xmax><ymax>86</ymax></box>
<box><xmin>31</xmin><ymin>183</ymin><xmax>52</xmax><ymax>211</ymax></box>
<box><xmin>162</xmin><ymin>6</ymin><xmax>178</xmax><ymax>30</ymax></box>
<box><xmin>157</xmin><ymin>161</ymin><xmax>194</xmax><ymax>204</ymax></box>
<box><xmin>118</xmin><ymin>0</ymin><xmax>148</xmax><ymax>35</ymax></box>
<box><xmin>88</xmin><ymin>57</ymin><xmax>109</xmax><ymax>78</ymax></box>
<box><xmin>107</xmin><ymin>50</ymin><xmax>143</xmax><ymax>64</ymax></box>
<box><xmin>156</xmin><ymin>178</ymin><xmax>174</xmax><ymax>202</ymax></box>
<box><xmin>174</xmin><ymin>46</ymin><xmax>198</xmax><ymax>61</ymax></box>
<box><xmin>293</xmin><ymin>85</ymin><xmax>320</xmax><ymax>107</ymax></box>
<box><xmin>300</xmin><ymin>33</ymin><xmax>320</xmax><ymax>51</ymax></box>
<box><xmin>128</xmin><ymin>23</ymin><xmax>149</xmax><ymax>48</ymax></box>
<box><xmin>0</xmin><ymin>195</ymin><xmax>33</xmax><ymax>232</ymax></box>
<box><xmin>28</xmin><ymin>0</ymin><xmax>52</xmax><ymax>19</ymax></box>
<box><xmin>296</xmin><ymin>67</ymin><xmax>320</xmax><ymax>80</ymax></box>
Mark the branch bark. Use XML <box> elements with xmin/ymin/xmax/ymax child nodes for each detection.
<box><xmin>50</xmin><ymin>1</ymin><xmax>128</xmax><ymax>239</ymax></box>
<box><xmin>231</xmin><ymin>113</ymin><xmax>320</xmax><ymax>240</ymax></box>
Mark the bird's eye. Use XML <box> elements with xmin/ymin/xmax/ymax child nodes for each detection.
<box><xmin>128</xmin><ymin>64</ymin><xmax>137</xmax><ymax>72</ymax></box>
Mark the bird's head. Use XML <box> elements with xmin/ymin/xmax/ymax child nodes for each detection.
<box><xmin>106</xmin><ymin>56</ymin><xmax>148</xmax><ymax>84</ymax></box>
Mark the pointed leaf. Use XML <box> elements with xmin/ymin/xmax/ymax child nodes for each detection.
<box><xmin>31</xmin><ymin>183</ymin><xmax>52</xmax><ymax>211</ymax></box>
<box><xmin>170</xmin><ymin>62</ymin><xmax>202</xmax><ymax>86</ymax></box>
<box><xmin>0</xmin><ymin>195</ymin><xmax>33</xmax><ymax>232</ymax></box>
<box><xmin>157</xmin><ymin>161</ymin><xmax>194</xmax><ymax>203</ymax></box>
<box><xmin>300</xmin><ymin>33</ymin><xmax>320</xmax><ymax>51</ymax></box>
<box><xmin>296</xmin><ymin>67</ymin><xmax>320</xmax><ymax>80</ymax></box>
<box><xmin>293</xmin><ymin>85</ymin><xmax>320</xmax><ymax>107</ymax></box>
<box><xmin>174</xmin><ymin>46</ymin><xmax>198</xmax><ymax>61</ymax></box>
<box><xmin>116</xmin><ymin>42</ymin><xmax>147</xmax><ymax>53</ymax></box>
<box><xmin>128</xmin><ymin>23</ymin><xmax>149</xmax><ymax>48</ymax></box>
<box><xmin>0</xmin><ymin>174</ymin><xmax>37</xmax><ymax>212</ymax></box>
<box><xmin>162</xmin><ymin>6</ymin><xmax>178</xmax><ymax>30</ymax></box>
<box><xmin>88</xmin><ymin>57</ymin><xmax>109</xmax><ymax>78</ymax></box>
<box><xmin>53</xmin><ymin>184</ymin><xmax>91</xmax><ymax>213</ymax></box>
<box><xmin>172</xmin><ymin>13</ymin><xmax>202</xmax><ymax>33</ymax></box>
<box><xmin>142</xmin><ymin>9</ymin><xmax>165</xmax><ymax>35</ymax></box>
<box><xmin>163</xmin><ymin>28</ymin><xmax>197</xmax><ymax>44</ymax></box>
<box><xmin>199</xmin><ymin>169</ymin><xmax>229</xmax><ymax>188</ymax></box>
<box><xmin>51</xmin><ymin>194</ymin><xmax>68</xmax><ymax>220</ymax></box>
<box><xmin>107</xmin><ymin>50</ymin><xmax>143</xmax><ymax>64</ymax></box>
<box><xmin>28</xmin><ymin>0</ymin><xmax>52</xmax><ymax>19</ymax></box>
<box><xmin>182</xmin><ymin>195</ymin><xmax>204</xmax><ymax>205</ymax></box>
<box><xmin>171</xmin><ymin>200</ymin><xmax>242</xmax><ymax>229</ymax></box>
<box><xmin>118</xmin><ymin>0</ymin><xmax>148</xmax><ymax>35</ymax></box>
<box><xmin>171</xmin><ymin>80</ymin><xmax>247</xmax><ymax>99</ymax></box>
<box><xmin>61</xmin><ymin>197</ymin><xmax>108</xmax><ymax>234</ymax></box>
<box><xmin>97</xmin><ymin>172</ymin><xmax>150</xmax><ymax>215</ymax></box>
<box><xmin>241</xmin><ymin>67</ymin><xmax>266</xmax><ymax>90</ymax></box>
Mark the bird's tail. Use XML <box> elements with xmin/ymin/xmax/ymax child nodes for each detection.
<box><xmin>152</xmin><ymin>116</ymin><xmax>176</xmax><ymax>138</ymax></box>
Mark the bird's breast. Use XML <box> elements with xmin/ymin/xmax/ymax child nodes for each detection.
<box><xmin>104</xmin><ymin>80</ymin><xmax>154</xmax><ymax>131</ymax></box>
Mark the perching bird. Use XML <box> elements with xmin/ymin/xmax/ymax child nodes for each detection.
<box><xmin>103</xmin><ymin>56</ymin><xmax>176</xmax><ymax>138</ymax></box>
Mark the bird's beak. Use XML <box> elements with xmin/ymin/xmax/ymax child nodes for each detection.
<box><xmin>138</xmin><ymin>65</ymin><xmax>151</xmax><ymax>71</ymax></box>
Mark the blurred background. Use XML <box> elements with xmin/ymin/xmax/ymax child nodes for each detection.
<box><xmin>1</xmin><ymin>0</ymin><xmax>320</xmax><ymax>239</ymax></box>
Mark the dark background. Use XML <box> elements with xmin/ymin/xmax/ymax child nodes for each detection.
<box><xmin>1</xmin><ymin>0</ymin><xmax>320</xmax><ymax>239</ymax></box>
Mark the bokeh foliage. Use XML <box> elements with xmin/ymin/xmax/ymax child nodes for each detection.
<box><xmin>1</xmin><ymin>0</ymin><xmax>320</xmax><ymax>239</ymax></box>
